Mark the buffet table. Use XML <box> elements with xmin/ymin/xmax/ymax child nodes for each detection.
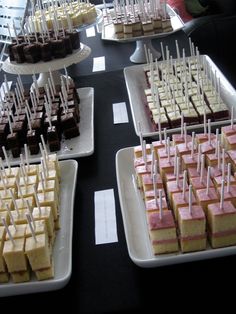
<box><xmin>1</xmin><ymin>27</ymin><xmax>236</xmax><ymax>313</ymax></box>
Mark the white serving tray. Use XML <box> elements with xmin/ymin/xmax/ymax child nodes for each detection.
<box><xmin>3</xmin><ymin>87</ymin><xmax>94</xmax><ymax>166</ymax></box>
<box><xmin>124</xmin><ymin>55</ymin><xmax>236</xmax><ymax>138</ymax></box>
<box><xmin>116</xmin><ymin>147</ymin><xmax>236</xmax><ymax>267</ymax></box>
<box><xmin>102</xmin><ymin>5</ymin><xmax>184</xmax><ymax>42</ymax></box>
<box><xmin>0</xmin><ymin>159</ymin><xmax>78</xmax><ymax>296</ymax></box>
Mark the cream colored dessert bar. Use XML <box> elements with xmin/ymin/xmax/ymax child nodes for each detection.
<box><xmin>6</xmin><ymin>224</ymin><xmax>27</xmax><ymax>240</ymax></box>
<box><xmin>178</xmin><ymin>205</ymin><xmax>206</xmax><ymax>253</ymax></box>
<box><xmin>134</xmin><ymin>143</ymin><xmax>152</xmax><ymax>158</ymax></box>
<box><xmin>35</xmin><ymin>259</ymin><xmax>54</xmax><ymax>281</ymax></box>
<box><xmin>38</xmin><ymin>168</ymin><xmax>59</xmax><ymax>187</ymax></box>
<box><xmin>24</xmin><ymin>164</ymin><xmax>38</xmax><ymax>176</ymax></box>
<box><xmin>0</xmin><ymin>187</ymin><xmax>17</xmax><ymax>200</ymax></box>
<box><xmin>45</xmin><ymin>154</ymin><xmax>61</xmax><ymax>179</ymax></box>
<box><xmin>3</xmin><ymin>167</ymin><xmax>19</xmax><ymax>178</ymax></box>
<box><xmin>15</xmin><ymin>196</ymin><xmax>35</xmax><ymax>210</ymax></box>
<box><xmin>0</xmin><ymin>272</ymin><xmax>9</xmax><ymax>283</ymax></box>
<box><xmin>17</xmin><ymin>184</ymin><xmax>35</xmax><ymax>199</ymax></box>
<box><xmin>25</xmin><ymin>219</ymin><xmax>47</xmax><ymax>237</ymax></box>
<box><xmin>3</xmin><ymin>238</ymin><xmax>27</xmax><ymax>272</ymax></box>
<box><xmin>38</xmin><ymin>178</ymin><xmax>59</xmax><ymax>196</ymax></box>
<box><xmin>32</xmin><ymin>207</ymin><xmax>55</xmax><ymax>237</ymax></box>
<box><xmin>37</xmin><ymin>191</ymin><xmax>58</xmax><ymax>221</ymax></box>
<box><xmin>0</xmin><ymin>211</ymin><xmax>10</xmax><ymax>226</ymax></box>
<box><xmin>0</xmin><ymin>177</ymin><xmax>17</xmax><ymax>190</ymax></box>
<box><xmin>0</xmin><ymin>199</ymin><xmax>13</xmax><ymax>211</ymax></box>
<box><xmin>11</xmin><ymin>270</ymin><xmax>30</xmax><ymax>283</ymax></box>
<box><xmin>25</xmin><ymin>233</ymin><xmax>51</xmax><ymax>271</ymax></box>
<box><xmin>0</xmin><ymin>226</ymin><xmax>6</xmax><ymax>273</ymax></box>
<box><xmin>18</xmin><ymin>174</ymin><xmax>38</xmax><ymax>187</ymax></box>
<box><xmin>11</xmin><ymin>209</ymin><xmax>28</xmax><ymax>225</ymax></box>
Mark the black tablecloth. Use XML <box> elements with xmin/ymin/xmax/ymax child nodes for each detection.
<box><xmin>1</xmin><ymin>29</ymin><xmax>236</xmax><ymax>312</ymax></box>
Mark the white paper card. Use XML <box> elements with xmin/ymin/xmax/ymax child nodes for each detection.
<box><xmin>86</xmin><ymin>26</ymin><xmax>96</xmax><ymax>37</ymax></box>
<box><xmin>94</xmin><ymin>189</ymin><xmax>118</xmax><ymax>245</ymax></box>
<box><xmin>93</xmin><ymin>56</ymin><xmax>105</xmax><ymax>72</ymax></box>
<box><xmin>113</xmin><ymin>102</ymin><xmax>129</xmax><ymax>124</ymax></box>
<box><xmin>0</xmin><ymin>81</ymin><xmax>12</xmax><ymax>99</ymax></box>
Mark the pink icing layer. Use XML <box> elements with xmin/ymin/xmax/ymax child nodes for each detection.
<box><xmin>222</xmin><ymin>125</ymin><xmax>236</xmax><ymax>136</ymax></box>
<box><xmin>158</xmin><ymin>146</ymin><xmax>176</xmax><ymax>159</ymax></box>
<box><xmin>210</xmin><ymin>229</ymin><xmax>236</xmax><ymax>238</ymax></box>
<box><xmin>159</xmin><ymin>157</ymin><xmax>175</xmax><ymax>170</ymax></box>
<box><xmin>196</xmin><ymin>187</ymin><xmax>218</xmax><ymax>202</ymax></box>
<box><xmin>182</xmin><ymin>153</ymin><xmax>198</xmax><ymax>166</ymax></box>
<box><xmin>201</xmin><ymin>141</ymin><xmax>216</xmax><ymax>154</ymax></box>
<box><xmin>134</xmin><ymin>144</ymin><xmax>151</xmax><ymax>154</ymax></box>
<box><xmin>145</xmin><ymin>198</ymin><xmax>168</xmax><ymax>211</ymax></box>
<box><xmin>172</xmin><ymin>134</ymin><xmax>191</xmax><ymax>144</ymax></box>
<box><xmin>214</xmin><ymin>175</ymin><xmax>236</xmax><ymax>186</ymax></box>
<box><xmin>196</xmin><ymin>133</ymin><xmax>216</xmax><ymax>143</ymax></box>
<box><xmin>178</xmin><ymin>205</ymin><xmax>205</xmax><ymax>221</ymax></box>
<box><xmin>166</xmin><ymin>179</ymin><xmax>189</xmax><ymax>194</ymax></box>
<box><xmin>149</xmin><ymin>210</ymin><xmax>176</xmax><ymax>230</ymax></box>
<box><xmin>165</xmin><ymin>172</ymin><xmax>184</xmax><ymax>182</ymax></box>
<box><xmin>188</xmin><ymin>167</ymin><xmax>207</xmax><ymax>178</ymax></box>
<box><xmin>142</xmin><ymin>173</ymin><xmax>162</xmax><ymax>186</ymax></box>
<box><xmin>145</xmin><ymin>188</ymin><xmax>166</xmax><ymax>200</ymax></box>
<box><xmin>208</xmin><ymin>201</ymin><xmax>236</xmax><ymax>216</ymax></box>
<box><xmin>152</xmin><ymin>140</ymin><xmax>165</xmax><ymax>150</ymax></box>
<box><xmin>227</xmin><ymin>134</ymin><xmax>236</xmax><ymax>145</ymax></box>
<box><xmin>217</xmin><ymin>185</ymin><xmax>236</xmax><ymax>200</ymax></box>
<box><xmin>190</xmin><ymin>176</ymin><xmax>214</xmax><ymax>190</ymax></box>
<box><xmin>177</xmin><ymin>142</ymin><xmax>193</xmax><ymax>155</ymax></box>
<box><xmin>152</xmin><ymin>238</ymin><xmax>178</xmax><ymax>245</ymax></box>
<box><xmin>172</xmin><ymin>191</ymin><xmax>197</xmax><ymax>207</ymax></box>
<box><xmin>227</xmin><ymin>150</ymin><xmax>236</xmax><ymax>161</ymax></box>
<box><xmin>180</xmin><ymin>233</ymin><xmax>206</xmax><ymax>241</ymax></box>
<box><xmin>206</xmin><ymin>152</ymin><xmax>230</xmax><ymax>163</ymax></box>
<box><xmin>135</xmin><ymin>164</ymin><xmax>152</xmax><ymax>175</ymax></box>
<box><xmin>134</xmin><ymin>155</ymin><xmax>152</xmax><ymax>167</ymax></box>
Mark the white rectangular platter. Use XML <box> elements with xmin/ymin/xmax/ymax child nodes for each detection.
<box><xmin>0</xmin><ymin>159</ymin><xmax>78</xmax><ymax>296</ymax></box>
<box><xmin>102</xmin><ymin>5</ymin><xmax>184</xmax><ymax>42</ymax></box>
<box><xmin>3</xmin><ymin>87</ymin><xmax>94</xmax><ymax>166</ymax></box>
<box><xmin>116</xmin><ymin>147</ymin><xmax>236</xmax><ymax>267</ymax></box>
<box><xmin>124</xmin><ymin>55</ymin><xmax>236</xmax><ymax>138</ymax></box>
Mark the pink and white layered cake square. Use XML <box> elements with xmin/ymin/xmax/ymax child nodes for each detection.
<box><xmin>207</xmin><ymin>201</ymin><xmax>236</xmax><ymax>248</ymax></box>
<box><xmin>148</xmin><ymin>210</ymin><xmax>178</xmax><ymax>255</ymax></box>
<box><xmin>177</xmin><ymin>205</ymin><xmax>206</xmax><ymax>253</ymax></box>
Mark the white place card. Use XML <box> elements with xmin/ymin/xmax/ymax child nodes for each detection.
<box><xmin>94</xmin><ymin>189</ymin><xmax>118</xmax><ymax>245</ymax></box>
<box><xmin>113</xmin><ymin>102</ymin><xmax>129</xmax><ymax>124</ymax></box>
<box><xmin>86</xmin><ymin>26</ymin><xmax>96</xmax><ymax>37</ymax></box>
<box><xmin>92</xmin><ymin>56</ymin><xmax>105</xmax><ymax>72</ymax></box>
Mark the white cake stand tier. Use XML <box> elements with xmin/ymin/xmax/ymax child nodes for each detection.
<box><xmin>2</xmin><ymin>43</ymin><xmax>91</xmax><ymax>87</ymax></box>
<box><xmin>101</xmin><ymin>5</ymin><xmax>184</xmax><ymax>63</ymax></box>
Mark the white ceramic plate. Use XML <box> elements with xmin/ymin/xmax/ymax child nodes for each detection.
<box><xmin>116</xmin><ymin>147</ymin><xmax>236</xmax><ymax>267</ymax></box>
<box><xmin>0</xmin><ymin>159</ymin><xmax>78</xmax><ymax>296</ymax></box>
<box><xmin>102</xmin><ymin>5</ymin><xmax>184</xmax><ymax>42</ymax></box>
<box><xmin>3</xmin><ymin>87</ymin><xmax>94</xmax><ymax>166</ymax></box>
<box><xmin>124</xmin><ymin>55</ymin><xmax>236</xmax><ymax>138</ymax></box>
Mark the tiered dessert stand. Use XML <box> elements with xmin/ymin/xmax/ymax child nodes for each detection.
<box><xmin>2</xmin><ymin>43</ymin><xmax>91</xmax><ymax>87</ymax></box>
<box><xmin>102</xmin><ymin>5</ymin><xmax>184</xmax><ymax>63</ymax></box>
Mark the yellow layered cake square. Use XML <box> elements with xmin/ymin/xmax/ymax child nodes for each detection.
<box><xmin>35</xmin><ymin>259</ymin><xmax>54</xmax><ymax>281</ymax></box>
<box><xmin>32</xmin><ymin>206</ymin><xmax>55</xmax><ymax>237</ymax></box>
<box><xmin>148</xmin><ymin>210</ymin><xmax>178</xmax><ymax>254</ymax></box>
<box><xmin>25</xmin><ymin>233</ymin><xmax>51</xmax><ymax>271</ymax></box>
<box><xmin>178</xmin><ymin>205</ymin><xmax>206</xmax><ymax>253</ymax></box>
<box><xmin>207</xmin><ymin>201</ymin><xmax>236</xmax><ymax>248</ymax></box>
<box><xmin>3</xmin><ymin>238</ymin><xmax>27</xmax><ymax>272</ymax></box>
